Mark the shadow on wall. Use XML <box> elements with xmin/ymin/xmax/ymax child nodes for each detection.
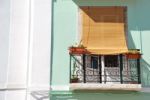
<box><xmin>72</xmin><ymin>0</ymin><xmax>137</xmax><ymax>6</ymax></box>
<box><xmin>127</xmin><ymin>31</ymin><xmax>136</xmax><ymax>49</ymax></box>
<box><xmin>128</xmin><ymin>24</ymin><xmax>150</xmax><ymax>87</ymax></box>
<box><xmin>141</xmin><ymin>59</ymin><xmax>150</xmax><ymax>87</ymax></box>
<box><xmin>31</xmin><ymin>90</ymin><xmax>49</xmax><ymax>100</ymax></box>
<box><xmin>79</xmin><ymin>6</ymin><xmax>125</xmax><ymax>23</ymax></box>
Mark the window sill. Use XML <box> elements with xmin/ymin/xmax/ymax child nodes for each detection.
<box><xmin>70</xmin><ymin>83</ymin><xmax>141</xmax><ymax>91</ymax></box>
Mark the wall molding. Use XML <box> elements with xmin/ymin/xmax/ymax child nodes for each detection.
<box><xmin>51</xmin><ymin>85</ymin><xmax>69</xmax><ymax>91</ymax></box>
<box><xmin>0</xmin><ymin>84</ymin><xmax>50</xmax><ymax>91</ymax></box>
<box><xmin>0</xmin><ymin>84</ymin><xmax>6</xmax><ymax>90</ymax></box>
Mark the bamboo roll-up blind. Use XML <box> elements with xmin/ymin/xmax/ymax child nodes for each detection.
<box><xmin>80</xmin><ymin>7</ymin><xmax>128</xmax><ymax>55</ymax></box>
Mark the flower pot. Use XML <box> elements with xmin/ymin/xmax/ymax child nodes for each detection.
<box><xmin>126</xmin><ymin>53</ymin><xmax>141</xmax><ymax>59</ymax></box>
<box><xmin>129</xmin><ymin>81</ymin><xmax>138</xmax><ymax>84</ymax></box>
<box><xmin>71</xmin><ymin>78</ymin><xmax>79</xmax><ymax>83</ymax></box>
<box><xmin>69</xmin><ymin>47</ymin><xmax>87</xmax><ymax>54</ymax></box>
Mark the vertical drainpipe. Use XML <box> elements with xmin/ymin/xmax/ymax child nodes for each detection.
<box><xmin>139</xmin><ymin>30</ymin><xmax>142</xmax><ymax>84</ymax></box>
<box><xmin>50</xmin><ymin>0</ymin><xmax>54</xmax><ymax>92</ymax></box>
<box><xmin>140</xmin><ymin>30</ymin><xmax>143</xmax><ymax>54</ymax></box>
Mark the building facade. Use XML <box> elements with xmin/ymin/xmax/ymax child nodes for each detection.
<box><xmin>51</xmin><ymin>0</ymin><xmax>150</xmax><ymax>99</ymax></box>
<box><xmin>1</xmin><ymin>0</ymin><xmax>150</xmax><ymax>100</ymax></box>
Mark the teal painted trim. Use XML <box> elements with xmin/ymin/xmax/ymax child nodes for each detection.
<box><xmin>50</xmin><ymin>88</ymin><xmax>150</xmax><ymax>95</ymax></box>
<box><xmin>50</xmin><ymin>91</ymin><xmax>150</xmax><ymax>100</ymax></box>
<box><xmin>50</xmin><ymin>91</ymin><xmax>73</xmax><ymax>95</ymax></box>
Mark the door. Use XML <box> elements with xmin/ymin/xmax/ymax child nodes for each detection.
<box><xmin>104</xmin><ymin>55</ymin><xmax>120</xmax><ymax>83</ymax></box>
<box><xmin>85</xmin><ymin>55</ymin><xmax>101</xmax><ymax>83</ymax></box>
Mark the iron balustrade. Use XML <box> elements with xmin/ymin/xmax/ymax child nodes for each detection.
<box><xmin>69</xmin><ymin>54</ymin><xmax>141</xmax><ymax>84</ymax></box>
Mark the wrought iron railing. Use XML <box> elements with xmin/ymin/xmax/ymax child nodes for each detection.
<box><xmin>69</xmin><ymin>54</ymin><xmax>141</xmax><ymax>84</ymax></box>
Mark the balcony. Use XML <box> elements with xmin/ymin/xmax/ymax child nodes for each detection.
<box><xmin>69</xmin><ymin>47</ymin><xmax>141</xmax><ymax>91</ymax></box>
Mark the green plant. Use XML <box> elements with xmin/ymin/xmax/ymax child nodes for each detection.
<box><xmin>69</xmin><ymin>43</ymin><xmax>85</xmax><ymax>48</ymax></box>
<box><xmin>78</xmin><ymin>44</ymin><xmax>85</xmax><ymax>48</ymax></box>
<box><xmin>71</xmin><ymin>75</ymin><xmax>78</xmax><ymax>79</ymax></box>
<box><xmin>128</xmin><ymin>49</ymin><xmax>140</xmax><ymax>54</ymax></box>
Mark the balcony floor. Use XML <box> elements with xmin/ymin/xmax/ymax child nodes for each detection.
<box><xmin>70</xmin><ymin>83</ymin><xmax>141</xmax><ymax>91</ymax></box>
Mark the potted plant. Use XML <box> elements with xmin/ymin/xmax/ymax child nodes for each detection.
<box><xmin>69</xmin><ymin>44</ymin><xmax>87</xmax><ymax>54</ymax></box>
<box><xmin>129</xmin><ymin>81</ymin><xmax>138</xmax><ymax>84</ymax></box>
<box><xmin>71</xmin><ymin>75</ymin><xmax>79</xmax><ymax>83</ymax></box>
<box><xmin>126</xmin><ymin>53</ymin><xmax>141</xmax><ymax>59</ymax></box>
<box><xmin>126</xmin><ymin>49</ymin><xmax>141</xmax><ymax>59</ymax></box>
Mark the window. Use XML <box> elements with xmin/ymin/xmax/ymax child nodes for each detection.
<box><xmin>91</xmin><ymin>56</ymin><xmax>98</xmax><ymax>69</ymax></box>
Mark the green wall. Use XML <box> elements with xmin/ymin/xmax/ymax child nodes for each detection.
<box><xmin>52</xmin><ymin>1</ymin><xmax>78</xmax><ymax>86</ymax></box>
<box><xmin>51</xmin><ymin>0</ymin><xmax>150</xmax><ymax>87</ymax></box>
<box><xmin>50</xmin><ymin>91</ymin><xmax>150</xmax><ymax>100</ymax></box>
<box><xmin>136</xmin><ymin>0</ymin><xmax>150</xmax><ymax>86</ymax></box>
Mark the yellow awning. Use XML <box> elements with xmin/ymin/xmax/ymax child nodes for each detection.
<box><xmin>80</xmin><ymin>7</ymin><xmax>128</xmax><ymax>55</ymax></box>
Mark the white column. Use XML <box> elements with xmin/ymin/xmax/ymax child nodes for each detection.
<box><xmin>0</xmin><ymin>0</ymin><xmax>10</xmax><ymax>99</ymax></box>
<box><xmin>3</xmin><ymin>0</ymin><xmax>51</xmax><ymax>100</ymax></box>
<box><xmin>28</xmin><ymin>0</ymin><xmax>51</xmax><ymax>100</ymax></box>
<box><xmin>5</xmin><ymin>0</ymin><xmax>30</xmax><ymax>100</ymax></box>
<box><xmin>7</xmin><ymin>0</ymin><xmax>29</xmax><ymax>89</ymax></box>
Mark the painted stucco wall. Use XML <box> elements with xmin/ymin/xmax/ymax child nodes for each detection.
<box><xmin>51</xmin><ymin>0</ymin><xmax>150</xmax><ymax>89</ymax></box>
<box><xmin>136</xmin><ymin>0</ymin><xmax>150</xmax><ymax>87</ymax></box>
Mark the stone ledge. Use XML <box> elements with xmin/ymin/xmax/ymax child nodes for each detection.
<box><xmin>70</xmin><ymin>83</ymin><xmax>141</xmax><ymax>91</ymax></box>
